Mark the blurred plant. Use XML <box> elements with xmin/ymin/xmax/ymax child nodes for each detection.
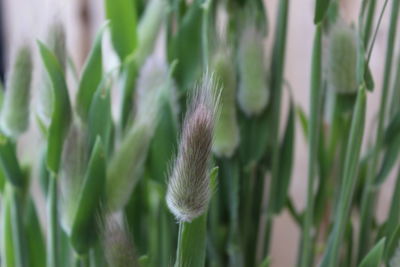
<box><xmin>0</xmin><ymin>0</ymin><xmax>399</xmax><ymax>266</ymax></box>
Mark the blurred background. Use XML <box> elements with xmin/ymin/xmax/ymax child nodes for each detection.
<box><xmin>1</xmin><ymin>0</ymin><xmax>398</xmax><ymax>266</ymax></box>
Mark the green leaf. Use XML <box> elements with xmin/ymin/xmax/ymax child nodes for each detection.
<box><xmin>274</xmin><ymin>102</ymin><xmax>295</xmax><ymax>213</ymax></box>
<box><xmin>321</xmin><ymin>87</ymin><xmax>367</xmax><ymax>267</ymax></box>
<box><xmin>147</xmin><ymin>91</ymin><xmax>178</xmax><ymax>182</ymax></box>
<box><xmin>0</xmin><ymin>132</ymin><xmax>24</xmax><ymax>187</ymax></box>
<box><xmin>38</xmin><ymin>41</ymin><xmax>71</xmax><ymax>174</ymax></box>
<box><xmin>296</xmin><ymin>106</ymin><xmax>309</xmax><ymax>139</ymax></box>
<box><xmin>105</xmin><ymin>0</ymin><xmax>137</xmax><ymax>61</ymax></box>
<box><xmin>1</xmin><ymin>188</ymin><xmax>16</xmax><ymax>267</ymax></box>
<box><xmin>70</xmin><ymin>138</ymin><xmax>106</xmax><ymax>254</ymax></box>
<box><xmin>359</xmin><ymin>238</ymin><xmax>385</xmax><ymax>267</ymax></box>
<box><xmin>386</xmin><ymin>224</ymin><xmax>400</xmax><ymax>262</ymax></box>
<box><xmin>314</xmin><ymin>0</ymin><xmax>331</xmax><ymax>24</ymax></box>
<box><xmin>300</xmin><ymin>24</ymin><xmax>323</xmax><ymax>267</ymax></box>
<box><xmin>168</xmin><ymin>0</ymin><xmax>203</xmax><ymax>90</ymax></box>
<box><xmin>175</xmin><ymin>212</ymin><xmax>207</xmax><ymax>267</ymax></box>
<box><xmin>88</xmin><ymin>81</ymin><xmax>113</xmax><ymax>153</ymax></box>
<box><xmin>375</xmin><ymin>135</ymin><xmax>400</xmax><ymax>185</ymax></box>
<box><xmin>25</xmin><ymin>198</ymin><xmax>46</xmax><ymax>267</ymax></box>
<box><xmin>76</xmin><ymin>23</ymin><xmax>107</xmax><ymax>121</ymax></box>
<box><xmin>384</xmin><ymin>111</ymin><xmax>400</xmax><ymax>146</ymax></box>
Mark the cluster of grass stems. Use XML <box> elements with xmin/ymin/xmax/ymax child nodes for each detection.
<box><xmin>0</xmin><ymin>0</ymin><xmax>399</xmax><ymax>266</ymax></box>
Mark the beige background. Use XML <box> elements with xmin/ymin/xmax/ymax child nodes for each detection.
<box><xmin>2</xmin><ymin>0</ymin><xmax>399</xmax><ymax>266</ymax></box>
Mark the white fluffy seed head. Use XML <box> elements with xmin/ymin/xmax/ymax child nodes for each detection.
<box><xmin>166</xmin><ymin>74</ymin><xmax>219</xmax><ymax>222</ymax></box>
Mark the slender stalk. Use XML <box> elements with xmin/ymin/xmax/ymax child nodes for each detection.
<box><xmin>201</xmin><ymin>0</ymin><xmax>211</xmax><ymax>69</ymax></box>
<box><xmin>357</xmin><ymin>0</ymin><xmax>400</xmax><ymax>261</ymax></box>
<box><xmin>262</xmin><ymin>0</ymin><xmax>290</xmax><ymax>257</ymax></box>
<box><xmin>321</xmin><ymin>86</ymin><xmax>367</xmax><ymax>267</ymax></box>
<box><xmin>174</xmin><ymin>214</ymin><xmax>207</xmax><ymax>267</ymax></box>
<box><xmin>47</xmin><ymin>175</ymin><xmax>58</xmax><ymax>267</ymax></box>
<box><xmin>299</xmin><ymin>24</ymin><xmax>323</xmax><ymax>267</ymax></box>
<box><xmin>362</xmin><ymin>0</ymin><xmax>377</xmax><ymax>46</ymax></box>
<box><xmin>389</xmin><ymin>56</ymin><xmax>400</xmax><ymax>117</ymax></box>
<box><xmin>10</xmin><ymin>187</ymin><xmax>28</xmax><ymax>267</ymax></box>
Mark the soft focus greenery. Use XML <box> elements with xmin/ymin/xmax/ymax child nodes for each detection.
<box><xmin>0</xmin><ymin>0</ymin><xmax>399</xmax><ymax>266</ymax></box>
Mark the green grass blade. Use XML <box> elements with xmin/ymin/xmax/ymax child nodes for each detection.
<box><xmin>358</xmin><ymin>0</ymin><xmax>400</xmax><ymax>260</ymax></box>
<box><xmin>359</xmin><ymin>238</ymin><xmax>385</xmax><ymax>267</ymax></box>
<box><xmin>274</xmin><ymin>101</ymin><xmax>295</xmax><ymax>213</ymax></box>
<box><xmin>320</xmin><ymin>87</ymin><xmax>367</xmax><ymax>267</ymax></box>
<box><xmin>70</xmin><ymin>138</ymin><xmax>106</xmax><ymax>254</ymax></box>
<box><xmin>262</xmin><ymin>0</ymin><xmax>290</xmax><ymax>256</ymax></box>
<box><xmin>10</xmin><ymin>188</ymin><xmax>28</xmax><ymax>267</ymax></box>
<box><xmin>76</xmin><ymin>23</ymin><xmax>107</xmax><ymax>121</ymax></box>
<box><xmin>47</xmin><ymin>176</ymin><xmax>59</xmax><ymax>267</ymax></box>
<box><xmin>104</xmin><ymin>0</ymin><xmax>137</xmax><ymax>61</ymax></box>
<box><xmin>38</xmin><ymin>41</ymin><xmax>71</xmax><ymax>174</ymax></box>
<box><xmin>1</xmin><ymin>188</ymin><xmax>15</xmax><ymax>267</ymax></box>
<box><xmin>168</xmin><ymin>0</ymin><xmax>203</xmax><ymax>89</ymax></box>
<box><xmin>25</xmin><ymin>198</ymin><xmax>46</xmax><ymax>267</ymax></box>
<box><xmin>299</xmin><ymin>23</ymin><xmax>323</xmax><ymax>267</ymax></box>
<box><xmin>0</xmin><ymin>133</ymin><xmax>24</xmax><ymax>187</ymax></box>
<box><xmin>88</xmin><ymin>81</ymin><xmax>113</xmax><ymax>153</ymax></box>
<box><xmin>314</xmin><ymin>0</ymin><xmax>331</xmax><ymax>24</ymax></box>
<box><xmin>385</xmin><ymin>223</ymin><xmax>400</xmax><ymax>263</ymax></box>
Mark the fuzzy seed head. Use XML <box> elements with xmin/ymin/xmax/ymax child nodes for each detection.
<box><xmin>101</xmin><ymin>216</ymin><xmax>139</xmax><ymax>267</ymax></box>
<box><xmin>166</xmin><ymin>75</ymin><xmax>219</xmax><ymax>222</ymax></box>
<box><xmin>237</xmin><ymin>23</ymin><xmax>269</xmax><ymax>116</ymax></box>
<box><xmin>0</xmin><ymin>45</ymin><xmax>33</xmax><ymax>138</ymax></box>
<box><xmin>212</xmin><ymin>50</ymin><xmax>240</xmax><ymax>157</ymax></box>
<box><xmin>327</xmin><ymin>22</ymin><xmax>358</xmax><ymax>94</ymax></box>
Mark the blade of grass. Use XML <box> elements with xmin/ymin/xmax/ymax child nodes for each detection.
<box><xmin>260</xmin><ymin>0</ymin><xmax>290</xmax><ymax>258</ymax></box>
<box><xmin>174</xmin><ymin>168</ymin><xmax>218</xmax><ymax>267</ymax></box>
<box><xmin>358</xmin><ymin>0</ymin><xmax>400</xmax><ymax>260</ymax></box>
<box><xmin>314</xmin><ymin>0</ymin><xmax>331</xmax><ymax>24</ymax></box>
<box><xmin>320</xmin><ymin>86</ymin><xmax>367</xmax><ymax>267</ymax></box>
<box><xmin>47</xmin><ymin>175</ymin><xmax>58</xmax><ymax>267</ymax></box>
<box><xmin>10</xmin><ymin>187</ymin><xmax>28</xmax><ymax>267</ymax></box>
<box><xmin>38</xmin><ymin>41</ymin><xmax>71</xmax><ymax>174</ymax></box>
<box><xmin>104</xmin><ymin>0</ymin><xmax>137</xmax><ymax>61</ymax></box>
<box><xmin>359</xmin><ymin>238</ymin><xmax>386</xmax><ymax>267</ymax></box>
<box><xmin>76</xmin><ymin>23</ymin><xmax>107</xmax><ymax>121</ymax></box>
<box><xmin>298</xmin><ymin>23</ymin><xmax>323</xmax><ymax>267</ymax></box>
<box><xmin>70</xmin><ymin>138</ymin><xmax>106</xmax><ymax>254</ymax></box>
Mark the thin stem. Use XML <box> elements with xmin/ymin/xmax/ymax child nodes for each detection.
<box><xmin>358</xmin><ymin>0</ymin><xmax>400</xmax><ymax>261</ymax></box>
<box><xmin>10</xmin><ymin>187</ymin><xmax>28</xmax><ymax>267</ymax></box>
<box><xmin>201</xmin><ymin>0</ymin><xmax>211</xmax><ymax>69</ymax></box>
<box><xmin>262</xmin><ymin>0</ymin><xmax>290</xmax><ymax>258</ymax></box>
<box><xmin>366</xmin><ymin>0</ymin><xmax>390</xmax><ymax>63</ymax></box>
<box><xmin>299</xmin><ymin>24</ymin><xmax>323</xmax><ymax>267</ymax></box>
<box><xmin>47</xmin><ymin>175</ymin><xmax>58</xmax><ymax>267</ymax></box>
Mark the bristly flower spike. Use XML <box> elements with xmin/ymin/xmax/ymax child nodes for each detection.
<box><xmin>166</xmin><ymin>73</ymin><xmax>220</xmax><ymax>222</ymax></box>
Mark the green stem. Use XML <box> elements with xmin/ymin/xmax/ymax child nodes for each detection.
<box><xmin>47</xmin><ymin>175</ymin><xmax>58</xmax><ymax>267</ymax></box>
<box><xmin>321</xmin><ymin>87</ymin><xmax>367</xmax><ymax>267</ymax></box>
<box><xmin>362</xmin><ymin>0</ymin><xmax>377</xmax><ymax>46</ymax></box>
<box><xmin>389</xmin><ymin>55</ymin><xmax>400</xmax><ymax>117</ymax></box>
<box><xmin>175</xmin><ymin>214</ymin><xmax>207</xmax><ymax>267</ymax></box>
<box><xmin>299</xmin><ymin>24</ymin><xmax>323</xmax><ymax>267</ymax></box>
<box><xmin>262</xmin><ymin>0</ymin><xmax>290</xmax><ymax>258</ymax></box>
<box><xmin>357</xmin><ymin>0</ymin><xmax>400</xmax><ymax>262</ymax></box>
<box><xmin>10</xmin><ymin>187</ymin><xmax>28</xmax><ymax>267</ymax></box>
<box><xmin>201</xmin><ymin>0</ymin><xmax>211</xmax><ymax>69</ymax></box>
